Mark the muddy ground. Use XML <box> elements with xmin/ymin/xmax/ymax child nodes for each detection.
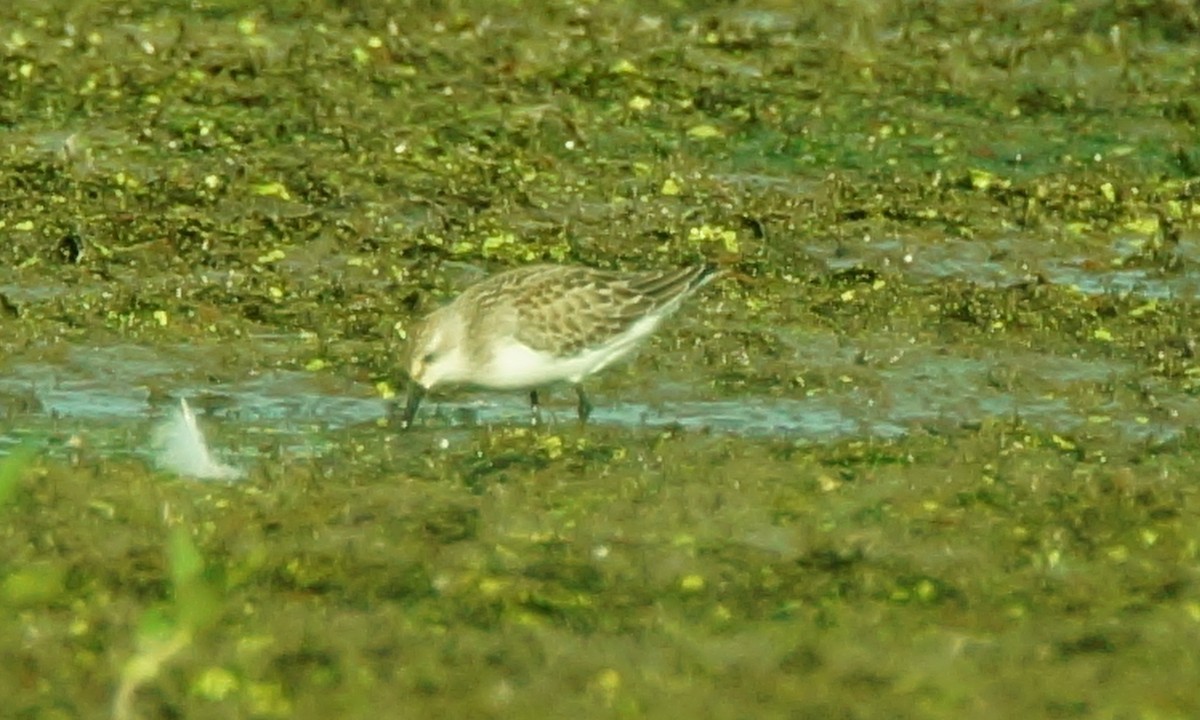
<box><xmin>2</xmin><ymin>0</ymin><xmax>1199</xmax><ymax>718</ymax></box>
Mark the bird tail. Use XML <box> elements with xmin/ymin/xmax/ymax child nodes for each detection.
<box><xmin>629</xmin><ymin>264</ymin><xmax>722</xmax><ymax>305</ymax></box>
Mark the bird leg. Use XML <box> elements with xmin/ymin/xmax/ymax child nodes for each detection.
<box><xmin>575</xmin><ymin>385</ymin><xmax>593</xmax><ymax>423</ymax></box>
<box><xmin>529</xmin><ymin>389</ymin><xmax>542</xmax><ymax>426</ymax></box>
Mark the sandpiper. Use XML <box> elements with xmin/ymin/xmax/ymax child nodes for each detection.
<box><xmin>400</xmin><ymin>263</ymin><xmax>720</xmax><ymax>427</ymax></box>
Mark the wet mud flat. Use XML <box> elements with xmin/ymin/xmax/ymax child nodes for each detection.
<box><xmin>3</xmin><ymin>0</ymin><xmax>1200</xmax><ymax>718</ymax></box>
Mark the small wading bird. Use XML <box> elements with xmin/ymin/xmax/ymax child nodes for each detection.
<box><xmin>399</xmin><ymin>263</ymin><xmax>721</xmax><ymax>428</ymax></box>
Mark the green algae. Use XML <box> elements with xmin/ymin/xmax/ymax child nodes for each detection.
<box><xmin>2</xmin><ymin>0</ymin><xmax>1200</xmax><ymax>718</ymax></box>
<box><xmin>3</xmin><ymin>425</ymin><xmax>1200</xmax><ymax>718</ymax></box>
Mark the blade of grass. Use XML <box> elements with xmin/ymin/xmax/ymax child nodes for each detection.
<box><xmin>0</xmin><ymin>443</ymin><xmax>36</xmax><ymax>508</ymax></box>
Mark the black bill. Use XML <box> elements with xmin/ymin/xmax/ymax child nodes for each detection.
<box><xmin>399</xmin><ymin>381</ymin><xmax>425</xmax><ymax>429</ymax></box>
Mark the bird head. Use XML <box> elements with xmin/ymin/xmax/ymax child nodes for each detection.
<box><xmin>404</xmin><ymin>308</ymin><xmax>467</xmax><ymax>391</ymax></box>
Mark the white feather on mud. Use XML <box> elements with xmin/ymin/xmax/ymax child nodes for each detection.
<box><xmin>153</xmin><ymin>398</ymin><xmax>244</xmax><ymax>481</ymax></box>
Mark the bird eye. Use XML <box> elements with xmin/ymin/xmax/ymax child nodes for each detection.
<box><xmin>421</xmin><ymin>352</ymin><xmax>437</xmax><ymax>364</ymax></box>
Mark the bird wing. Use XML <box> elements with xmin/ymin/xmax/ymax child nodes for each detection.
<box><xmin>511</xmin><ymin>265</ymin><xmax>713</xmax><ymax>357</ymax></box>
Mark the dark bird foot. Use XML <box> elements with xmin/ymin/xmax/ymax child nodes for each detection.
<box><xmin>529</xmin><ymin>390</ymin><xmax>544</xmax><ymax>426</ymax></box>
<box><xmin>575</xmin><ymin>385</ymin><xmax>593</xmax><ymax>423</ymax></box>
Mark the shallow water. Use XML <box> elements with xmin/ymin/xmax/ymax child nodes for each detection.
<box><xmin>0</xmin><ymin>315</ymin><xmax>1183</xmax><ymax>462</ymax></box>
<box><xmin>6</xmin><ymin>228</ymin><xmax>1198</xmax><ymax>457</ymax></box>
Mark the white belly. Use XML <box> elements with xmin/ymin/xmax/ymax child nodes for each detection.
<box><xmin>475</xmin><ymin>315</ymin><xmax>663</xmax><ymax>389</ymax></box>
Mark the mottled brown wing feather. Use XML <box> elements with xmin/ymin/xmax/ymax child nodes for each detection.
<box><xmin>512</xmin><ymin>265</ymin><xmax>712</xmax><ymax>356</ymax></box>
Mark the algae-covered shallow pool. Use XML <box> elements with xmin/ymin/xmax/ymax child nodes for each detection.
<box><xmin>2</xmin><ymin>0</ymin><xmax>1199</xmax><ymax>717</ymax></box>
